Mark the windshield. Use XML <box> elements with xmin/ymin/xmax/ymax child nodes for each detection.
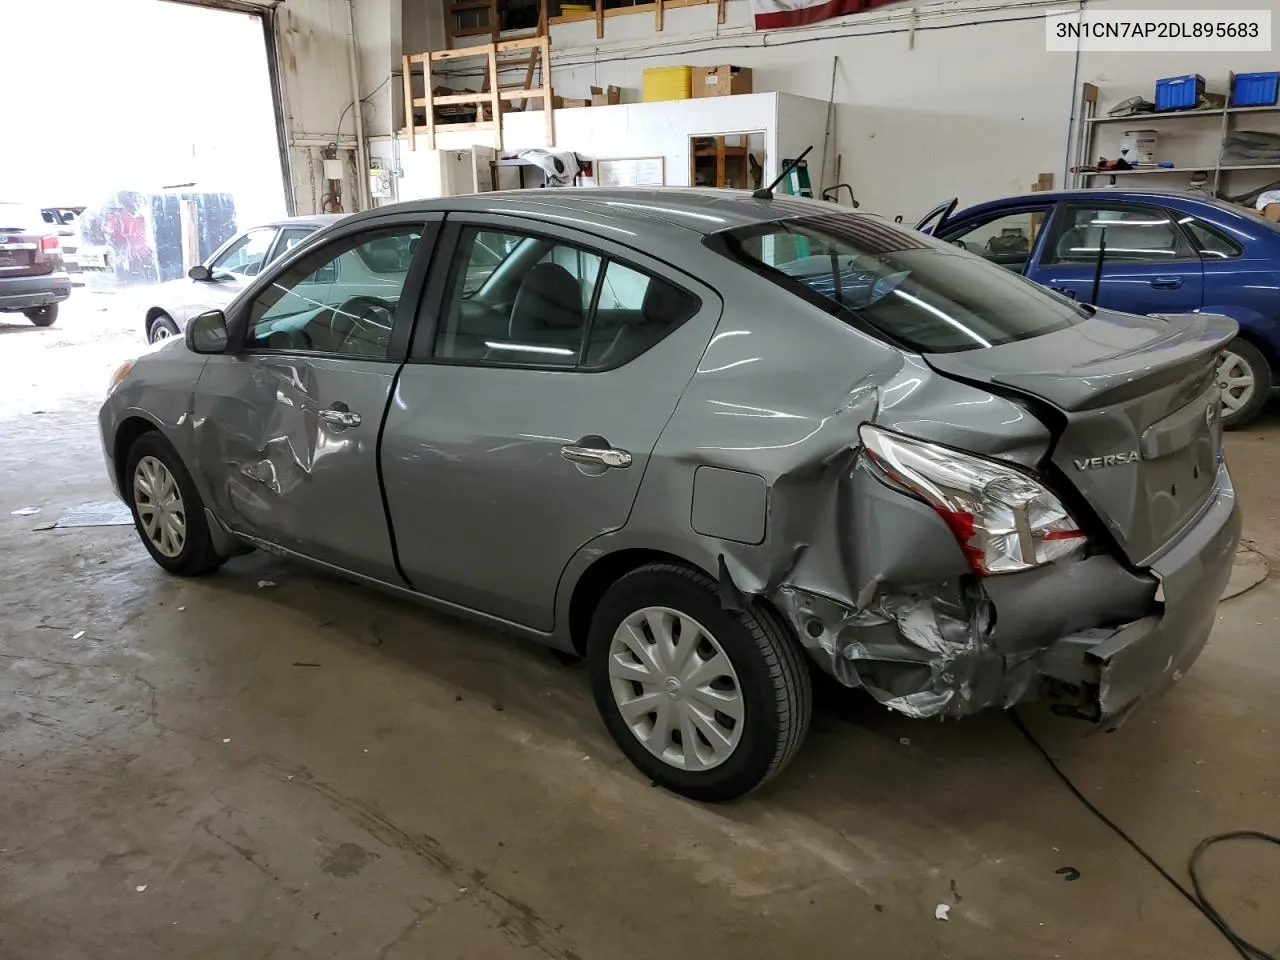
<box><xmin>706</xmin><ymin>214</ymin><xmax>1087</xmax><ymax>353</ymax></box>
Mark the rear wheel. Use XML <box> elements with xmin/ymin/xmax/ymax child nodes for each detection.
<box><xmin>588</xmin><ymin>563</ymin><xmax>811</xmax><ymax>802</ymax></box>
<box><xmin>1218</xmin><ymin>339</ymin><xmax>1271</xmax><ymax>429</ymax></box>
<box><xmin>25</xmin><ymin>304</ymin><xmax>57</xmax><ymax>327</ymax></box>
<box><xmin>148</xmin><ymin>313</ymin><xmax>180</xmax><ymax>343</ymax></box>
<box><xmin>124</xmin><ymin>432</ymin><xmax>224</xmax><ymax>576</ymax></box>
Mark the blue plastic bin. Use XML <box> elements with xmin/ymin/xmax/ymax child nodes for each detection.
<box><xmin>1155</xmin><ymin>74</ymin><xmax>1205</xmax><ymax>111</ymax></box>
<box><xmin>1232</xmin><ymin>72</ymin><xmax>1280</xmax><ymax>107</ymax></box>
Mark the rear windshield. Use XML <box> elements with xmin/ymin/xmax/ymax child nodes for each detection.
<box><xmin>705</xmin><ymin>213</ymin><xmax>1086</xmax><ymax>354</ymax></box>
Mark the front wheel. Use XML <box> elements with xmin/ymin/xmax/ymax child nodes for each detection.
<box><xmin>124</xmin><ymin>432</ymin><xmax>225</xmax><ymax>576</ymax></box>
<box><xmin>148</xmin><ymin>313</ymin><xmax>180</xmax><ymax>343</ymax></box>
<box><xmin>588</xmin><ymin>563</ymin><xmax>812</xmax><ymax>802</ymax></box>
<box><xmin>1218</xmin><ymin>339</ymin><xmax>1272</xmax><ymax>428</ymax></box>
<box><xmin>25</xmin><ymin>304</ymin><xmax>57</xmax><ymax>327</ymax></box>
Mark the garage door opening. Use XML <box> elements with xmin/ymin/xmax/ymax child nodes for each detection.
<box><xmin>0</xmin><ymin>0</ymin><xmax>289</xmax><ymax>289</ymax></box>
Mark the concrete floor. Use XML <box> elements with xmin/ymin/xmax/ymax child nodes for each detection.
<box><xmin>1</xmin><ymin>294</ymin><xmax>1277</xmax><ymax>960</ymax></box>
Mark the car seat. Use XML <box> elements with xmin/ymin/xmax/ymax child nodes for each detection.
<box><xmin>590</xmin><ymin>278</ymin><xmax>691</xmax><ymax>368</ymax></box>
<box><xmin>508</xmin><ymin>262</ymin><xmax>583</xmax><ymax>352</ymax></box>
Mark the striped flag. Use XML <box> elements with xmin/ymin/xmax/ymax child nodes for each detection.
<box><xmin>752</xmin><ymin>0</ymin><xmax>896</xmax><ymax>30</ymax></box>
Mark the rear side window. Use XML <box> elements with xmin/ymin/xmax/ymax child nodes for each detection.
<box><xmin>705</xmin><ymin>214</ymin><xmax>1085</xmax><ymax>354</ymax></box>
<box><xmin>1042</xmin><ymin>204</ymin><xmax>1196</xmax><ymax>265</ymax></box>
<box><xmin>431</xmin><ymin>225</ymin><xmax>699</xmax><ymax>369</ymax></box>
<box><xmin>1182</xmin><ymin>218</ymin><xmax>1244</xmax><ymax>259</ymax></box>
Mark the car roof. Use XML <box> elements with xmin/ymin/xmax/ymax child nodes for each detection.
<box><xmin>265</xmin><ymin>214</ymin><xmax>345</xmax><ymax>230</ymax></box>
<box><xmin>344</xmin><ymin>189</ymin><xmax>842</xmax><ymax>237</ymax></box>
<box><xmin>955</xmin><ymin>187</ymin><xmax>1235</xmax><ymax>213</ymax></box>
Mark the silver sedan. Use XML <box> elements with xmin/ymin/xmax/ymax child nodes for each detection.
<box><xmin>100</xmin><ymin>190</ymin><xmax>1240</xmax><ymax>801</ymax></box>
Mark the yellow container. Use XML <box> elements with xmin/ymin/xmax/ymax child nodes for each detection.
<box><xmin>643</xmin><ymin>65</ymin><xmax>693</xmax><ymax>102</ymax></box>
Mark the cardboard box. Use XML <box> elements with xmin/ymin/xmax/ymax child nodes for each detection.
<box><xmin>591</xmin><ymin>85</ymin><xmax>621</xmax><ymax>106</ymax></box>
<box><xmin>561</xmin><ymin>97</ymin><xmax>590</xmax><ymax>108</ymax></box>
<box><xmin>694</xmin><ymin>65</ymin><xmax>752</xmax><ymax>98</ymax></box>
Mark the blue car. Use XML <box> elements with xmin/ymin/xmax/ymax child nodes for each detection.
<box><xmin>919</xmin><ymin>189</ymin><xmax>1280</xmax><ymax>427</ymax></box>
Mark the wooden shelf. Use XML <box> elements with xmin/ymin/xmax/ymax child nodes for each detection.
<box><xmin>1072</xmin><ymin>74</ymin><xmax>1280</xmax><ymax>191</ymax></box>
<box><xmin>1081</xmin><ymin>164</ymin><xmax>1280</xmax><ymax>176</ymax></box>
<box><xmin>403</xmin><ymin>34</ymin><xmax>554</xmax><ymax>151</ymax></box>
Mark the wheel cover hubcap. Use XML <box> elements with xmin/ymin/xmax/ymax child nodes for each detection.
<box><xmin>608</xmin><ymin>606</ymin><xmax>744</xmax><ymax>771</ymax></box>
<box><xmin>153</xmin><ymin>325</ymin><xmax>172</xmax><ymax>341</ymax></box>
<box><xmin>1217</xmin><ymin>351</ymin><xmax>1254</xmax><ymax>415</ymax></box>
<box><xmin>133</xmin><ymin>456</ymin><xmax>186</xmax><ymax>558</ymax></box>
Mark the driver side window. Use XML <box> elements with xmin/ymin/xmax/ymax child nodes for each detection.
<box><xmin>943</xmin><ymin>210</ymin><xmax>1048</xmax><ymax>274</ymax></box>
<box><xmin>212</xmin><ymin>228</ymin><xmax>277</xmax><ymax>278</ymax></box>
<box><xmin>245</xmin><ymin>227</ymin><xmax>422</xmax><ymax>359</ymax></box>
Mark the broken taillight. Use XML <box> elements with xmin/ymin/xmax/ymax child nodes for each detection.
<box><xmin>859</xmin><ymin>424</ymin><xmax>1088</xmax><ymax>576</ymax></box>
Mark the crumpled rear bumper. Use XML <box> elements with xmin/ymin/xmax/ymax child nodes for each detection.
<box><xmin>774</xmin><ymin>463</ymin><xmax>1239</xmax><ymax>723</ymax></box>
<box><xmin>1042</xmin><ymin>465</ymin><xmax>1240</xmax><ymax>727</ymax></box>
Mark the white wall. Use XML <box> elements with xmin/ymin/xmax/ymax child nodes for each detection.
<box><xmin>404</xmin><ymin>0</ymin><xmax>1277</xmax><ymax>220</ymax></box>
<box><xmin>276</xmin><ymin>0</ymin><xmax>365</xmax><ymax>213</ymax></box>
<box><xmin>373</xmin><ymin>92</ymin><xmax>829</xmax><ymax>199</ymax></box>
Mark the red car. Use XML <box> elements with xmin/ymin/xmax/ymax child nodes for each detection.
<box><xmin>0</xmin><ymin>201</ymin><xmax>71</xmax><ymax>327</ymax></box>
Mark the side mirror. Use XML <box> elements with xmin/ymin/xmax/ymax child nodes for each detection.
<box><xmin>186</xmin><ymin>309</ymin><xmax>229</xmax><ymax>354</ymax></box>
<box><xmin>188</xmin><ymin>264</ymin><xmax>212</xmax><ymax>281</ymax></box>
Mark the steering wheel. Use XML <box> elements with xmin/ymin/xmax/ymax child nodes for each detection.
<box><xmin>329</xmin><ymin>296</ymin><xmax>396</xmax><ymax>355</ymax></box>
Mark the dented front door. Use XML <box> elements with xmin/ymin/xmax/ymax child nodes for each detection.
<box><xmin>191</xmin><ymin>220</ymin><xmax>433</xmax><ymax>583</ymax></box>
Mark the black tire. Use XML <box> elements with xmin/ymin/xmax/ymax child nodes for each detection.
<box><xmin>25</xmin><ymin>304</ymin><xmax>57</xmax><ymax>327</ymax></box>
<box><xmin>1220</xmin><ymin>338</ymin><xmax>1272</xmax><ymax>429</ymax></box>
<box><xmin>588</xmin><ymin>563</ymin><xmax>812</xmax><ymax>802</ymax></box>
<box><xmin>148</xmin><ymin>313</ymin><xmax>180</xmax><ymax>344</ymax></box>
<box><xmin>124</xmin><ymin>431</ymin><xmax>224</xmax><ymax>576</ymax></box>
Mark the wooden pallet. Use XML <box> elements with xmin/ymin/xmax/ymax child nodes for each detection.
<box><xmin>443</xmin><ymin>0</ymin><xmax>548</xmax><ymax>48</ymax></box>
<box><xmin>402</xmin><ymin>35</ymin><xmax>554</xmax><ymax>151</ymax></box>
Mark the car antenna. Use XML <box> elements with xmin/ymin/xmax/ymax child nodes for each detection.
<box><xmin>1089</xmin><ymin>228</ymin><xmax>1108</xmax><ymax>306</ymax></box>
<box><xmin>753</xmin><ymin>145</ymin><xmax>814</xmax><ymax>199</ymax></box>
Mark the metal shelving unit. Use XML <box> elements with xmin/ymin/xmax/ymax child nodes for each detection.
<box><xmin>1071</xmin><ymin>74</ymin><xmax>1280</xmax><ymax>190</ymax></box>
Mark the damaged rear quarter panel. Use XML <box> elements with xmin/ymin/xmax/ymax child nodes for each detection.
<box><xmin>557</xmin><ymin>265</ymin><xmax>1152</xmax><ymax>720</ymax></box>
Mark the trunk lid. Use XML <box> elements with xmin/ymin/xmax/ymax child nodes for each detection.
<box><xmin>0</xmin><ymin>203</ymin><xmax>58</xmax><ymax>278</ymax></box>
<box><xmin>925</xmin><ymin>309</ymin><xmax>1234</xmax><ymax>566</ymax></box>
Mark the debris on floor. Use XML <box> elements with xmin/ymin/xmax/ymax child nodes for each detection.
<box><xmin>1055</xmin><ymin>866</ymin><xmax>1081</xmax><ymax>881</ymax></box>
<box><xmin>934</xmin><ymin>904</ymin><xmax>950</xmax><ymax>921</ymax></box>
<box><xmin>257</xmin><ymin>580</ymin><xmax>277</xmax><ymax>589</ymax></box>
<box><xmin>37</xmin><ymin>500</ymin><xmax>132</xmax><ymax>529</ymax></box>
<box><xmin>71</xmin><ymin>630</ymin><xmax>85</xmax><ymax>640</ymax></box>
<box><xmin>10</xmin><ymin>507</ymin><xmax>39</xmax><ymax>517</ymax></box>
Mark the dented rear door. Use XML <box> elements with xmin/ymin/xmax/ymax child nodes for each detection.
<box><xmin>192</xmin><ymin>215</ymin><xmax>439</xmax><ymax>582</ymax></box>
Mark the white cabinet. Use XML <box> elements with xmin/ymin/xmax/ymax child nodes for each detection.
<box><xmin>398</xmin><ymin>145</ymin><xmax>497</xmax><ymax>200</ymax></box>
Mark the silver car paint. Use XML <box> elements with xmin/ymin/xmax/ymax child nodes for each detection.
<box><xmin>100</xmin><ymin>189</ymin><xmax>1241</xmax><ymax>728</ymax></box>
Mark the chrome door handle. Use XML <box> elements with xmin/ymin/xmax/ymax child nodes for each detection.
<box><xmin>561</xmin><ymin>444</ymin><xmax>632</xmax><ymax>469</ymax></box>
<box><xmin>318</xmin><ymin>408</ymin><xmax>362</xmax><ymax>428</ymax></box>
<box><xmin>1150</xmin><ymin>277</ymin><xmax>1183</xmax><ymax>289</ymax></box>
